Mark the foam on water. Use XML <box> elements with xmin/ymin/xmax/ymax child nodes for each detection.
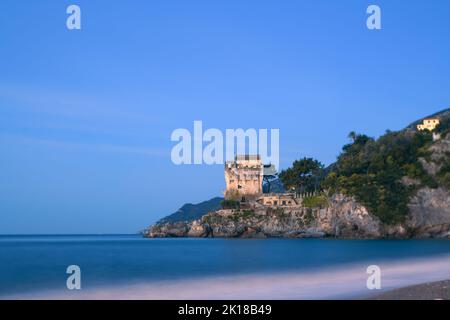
<box><xmin>5</xmin><ymin>255</ymin><xmax>450</xmax><ymax>300</ymax></box>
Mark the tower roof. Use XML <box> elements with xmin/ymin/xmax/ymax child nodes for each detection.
<box><xmin>263</xmin><ymin>164</ymin><xmax>277</xmax><ymax>176</ymax></box>
<box><xmin>235</xmin><ymin>155</ymin><xmax>261</xmax><ymax>161</ymax></box>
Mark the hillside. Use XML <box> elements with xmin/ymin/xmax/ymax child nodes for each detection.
<box><xmin>324</xmin><ymin>108</ymin><xmax>450</xmax><ymax>225</ymax></box>
<box><xmin>405</xmin><ymin>108</ymin><xmax>450</xmax><ymax>131</ymax></box>
<box><xmin>156</xmin><ymin>197</ymin><xmax>223</xmax><ymax>225</ymax></box>
<box><xmin>145</xmin><ymin>109</ymin><xmax>450</xmax><ymax>239</ymax></box>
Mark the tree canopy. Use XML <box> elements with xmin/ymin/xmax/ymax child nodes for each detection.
<box><xmin>279</xmin><ymin>157</ymin><xmax>325</xmax><ymax>194</ymax></box>
<box><xmin>323</xmin><ymin>130</ymin><xmax>436</xmax><ymax>224</ymax></box>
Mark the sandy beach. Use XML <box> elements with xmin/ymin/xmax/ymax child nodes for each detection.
<box><xmin>370</xmin><ymin>280</ymin><xmax>450</xmax><ymax>300</ymax></box>
<box><xmin>3</xmin><ymin>254</ymin><xmax>450</xmax><ymax>300</ymax></box>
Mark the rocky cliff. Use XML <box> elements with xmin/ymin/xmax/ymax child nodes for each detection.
<box><xmin>144</xmin><ymin>194</ymin><xmax>383</xmax><ymax>239</ymax></box>
<box><xmin>404</xmin><ymin>132</ymin><xmax>450</xmax><ymax>238</ymax></box>
<box><xmin>144</xmin><ymin>113</ymin><xmax>450</xmax><ymax>239</ymax></box>
<box><xmin>144</xmin><ymin>187</ymin><xmax>449</xmax><ymax>239</ymax></box>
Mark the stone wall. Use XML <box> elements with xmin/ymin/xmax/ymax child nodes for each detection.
<box><xmin>224</xmin><ymin>159</ymin><xmax>263</xmax><ymax>199</ymax></box>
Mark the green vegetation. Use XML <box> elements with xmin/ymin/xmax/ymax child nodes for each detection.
<box><xmin>303</xmin><ymin>209</ymin><xmax>315</xmax><ymax>225</ymax></box>
<box><xmin>224</xmin><ymin>189</ymin><xmax>241</xmax><ymax>201</ymax></box>
<box><xmin>436</xmin><ymin>117</ymin><xmax>450</xmax><ymax>137</ymax></box>
<box><xmin>220</xmin><ymin>199</ymin><xmax>240</xmax><ymax>209</ymax></box>
<box><xmin>241</xmin><ymin>209</ymin><xmax>255</xmax><ymax>218</ymax></box>
<box><xmin>157</xmin><ymin>197</ymin><xmax>223</xmax><ymax>224</ymax></box>
<box><xmin>436</xmin><ymin>154</ymin><xmax>450</xmax><ymax>189</ymax></box>
<box><xmin>302</xmin><ymin>195</ymin><xmax>329</xmax><ymax>208</ymax></box>
<box><xmin>279</xmin><ymin>158</ymin><xmax>325</xmax><ymax>193</ymax></box>
<box><xmin>281</xmin><ymin>112</ymin><xmax>450</xmax><ymax>225</ymax></box>
<box><xmin>323</xmin><ymin>130</ymin><xmax>436</xmax><ymax>224</ymax></box>
<box><xmin>229</xmin><ymin>209</ymin><xmax>255</xmax><ymax>222</ymax></box>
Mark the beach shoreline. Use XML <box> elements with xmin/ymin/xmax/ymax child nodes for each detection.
<box><xmin>2</xmin><ymin>256</ymin><xmax>450</xmax><ymax>300</ymax></box>
<box><xmin>368</xmin><ymin>280</ymin><xmax>450</xmax><ymax>300</ymax></box>
<box><xmin>3</xmin><ymin>280</ymin><xmax>450</xmax><ymax>300</ymax></box>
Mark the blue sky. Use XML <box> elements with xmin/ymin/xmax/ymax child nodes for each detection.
<box><xmin>1</xmin><ymin>0</ymin><xmax>449</xmax><ymax>234</ymax></box>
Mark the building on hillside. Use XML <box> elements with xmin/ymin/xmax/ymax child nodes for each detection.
<box><xmin>257</xmin><ymin>193</ymin><xmax>299</xmax><ymax>207</ymax></box>
<box><xmin>224</xmin><ymin>155</ymin><xmax>264</xmax><ymax>200</ymax></box>
<box><xmin>417</xmin><ymin>118</ymin><xmax>440</xmax><ymax>131</ymax></box>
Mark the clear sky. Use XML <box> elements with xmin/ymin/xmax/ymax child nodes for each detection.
<box><xmin>1</xmin><ymin>0</ymin><xmax>449</xmax><ymax>234</ymax></box>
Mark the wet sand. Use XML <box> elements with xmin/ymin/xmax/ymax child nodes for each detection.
<box><xmin>370</xmin><ymin>280</ymin><xmax>450</xmax><ymax>300</ymax></box>
<box><xmin>3</xmin><ymin>256</ymin><xmax>450</xmax><ymax>300</ymax></box>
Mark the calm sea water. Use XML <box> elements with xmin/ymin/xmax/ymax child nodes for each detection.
<box><xmin>1</xmin><ymin>235</ymin><xmax>450</xmax><ymax>299</ymax></box>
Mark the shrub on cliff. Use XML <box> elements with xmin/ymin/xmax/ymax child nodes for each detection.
<box><xmin>279</xmin><ymin>158</ymin><xmax>325</xmax><ymax>194</ymax></box>
<box><xmin>302</xmin><ymin>195</ymin><xmax>329</xmax><ymax>209</ymax></box>
<box><xmin>323</xmin><ymin>130</ymin><xmax>436</xmax><ymax>224</ymax></box>
<box><xmin>436</xmin><ymin>117</ymin><xmax>450</xmax><ymax>136</ymax></box>
<box><xmin>220</xmin><ymin>199</ymin><xmax>240</xmax><ymax>209</ymax></box>
<box><xmin>436</xmin><ymin>157</ymin><xmax>450</xmax><ymax>189</ymax></box>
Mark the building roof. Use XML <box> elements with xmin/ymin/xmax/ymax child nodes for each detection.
<box><xmin>263</xmin><ymin>164</ymin><xmax>277</xmax><ymax>176</ymax></box>
<box><xmin>235</xmin><ymin>155</ymin><xmax>261</xmax><ymax>161</ymax></box>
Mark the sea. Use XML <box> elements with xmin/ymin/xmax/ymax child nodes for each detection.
<box><xmin>1</xmin><ymin>235</ymin><xmax>449</xmax><ymax>299</ymax></box>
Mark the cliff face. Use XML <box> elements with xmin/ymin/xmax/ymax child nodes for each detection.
<box><xmin>144</xmin><ymin>124</ymin><xmax>450</xmax><ymax>240</ymax></box>
<box><xmin>144</xmin><ymin>188</ymin><xmax>450</xmax><ymax>239</ymax></box>
<box><xmin>407</xmin><ymin>187</ymin><xmax>450</xmax><ymax>238</ymax></box>
<box><xmin>404</xmin><ymin>132</ymin><xmax>450</xmax><ymax>238</ymax></box>
<box><xmin>144</xmin><ymin>195</ymin><xmax>383</xmax><ymax>239</ymax></box>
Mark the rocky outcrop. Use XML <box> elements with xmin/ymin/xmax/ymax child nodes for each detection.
<box><xmin>143</xmin><ymin>187</ymin><xmax>450</xmax><ymax>239</ymax></box>
<box><xmin>405</xmin><ymin>132</ymin><xmax>450</xmax><ymax>238</ymax></box>
<box><xmin>321</xmin><ymin>194</ymin><xmax>382</xmax><ymax>238</ymax></box>
<box><xmin>143</xmin><ymin>119</ymin><xmax>450</xmax><ymax>240</ymax></box>
<box><xmin>407</xmin><ymin>187</ymin><xmax>450</xmax><ymax>238</ymax></box>
<box><xmin>146</xmin><ymin>221</ymin><xmax>189</xmax><ymax>238</ymax></box>
<box><xmin>144</xmin><ymin>195</ymin><xmax>383</xmax><ymax>239</ymax></box>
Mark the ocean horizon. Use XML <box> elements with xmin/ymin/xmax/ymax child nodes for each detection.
<box><xmin>1</xmin><ymin>235</ymin><xmax>450</xmax><ymax>299</ymax></box>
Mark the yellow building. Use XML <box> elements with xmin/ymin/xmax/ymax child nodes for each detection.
<box><xmin>224</xmin><ymin>155</ymin><xmax>264</xmax><ymax>200</ymax></box>
<box><xmin>417</xmin><ymin>118</ymin><xmax>440</xmax><ymax>131</ymax></box>
<box><xmin>257</xmin><ymin>193</ymin><xmax>299</xmax><ymax>207</ymax></box>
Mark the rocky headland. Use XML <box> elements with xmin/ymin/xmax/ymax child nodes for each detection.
<box><xmin>144</xmin><ymin>190</ymin><xmax>450</xmax><ymax>239</ymax></box>
<box><xmin>144</xmin><ymin>110</ymin><xmax>450</xmax><ymax>239</ymax></box>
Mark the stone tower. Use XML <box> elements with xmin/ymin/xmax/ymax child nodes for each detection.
<box><xmin>224</xmin><ymin>155</ymin><xmax>263</xmax><ymax>200</ymax></box>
